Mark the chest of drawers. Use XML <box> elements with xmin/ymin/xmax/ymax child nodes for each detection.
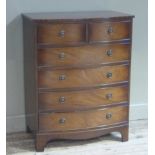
<box><xmin>23</xmin><ymin>11</ymin><xmax>134</xmax><ymax>152</ymax></box>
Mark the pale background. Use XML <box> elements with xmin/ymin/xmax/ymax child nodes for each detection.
<box><xmin>6</xmin><ymin>0</ymin><xmax>148</xmax><ymax>133</ymax></box>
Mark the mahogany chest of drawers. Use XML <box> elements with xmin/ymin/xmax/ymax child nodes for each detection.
<box><xmin>23</xmin><ymin>11</ymin><xmax>134</xmax><ymax>152</ymax></box>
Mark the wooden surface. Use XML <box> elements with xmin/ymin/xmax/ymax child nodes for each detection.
<box><xmin>23</xmin><ymin>15</ymin><xmax>38</xmax><ymax>133</ymax></box>
<box><xmin>6</xmin><ymin>120</ymin><xmax>147</xmax><ymax>155</ymax></box>
<box><xmin>37</xmin><ymin>23</ymin><xmax>86</xmax><ymax>44</ymax></box>
<box><xmin>38</xmin><ymin>64</ymin><xmax>129</xmax><ymax>89</ymax></box>
<box><xmin>38</xmin><ymin>85</ymin><xmax>128</xmax><ymax>111</ymax></box>
<box><xmin>39</xmin><ymin>105</ymin><xmax>128</xmax><ymax>132</ymax></box>
<box><xmin>89</xmin><ymin>21</ymin><xmax>131</xmax><ymax>42</ymax></box>
<box><xmin>23</xmin><ymin>10</ymin><xmax>134</xmax><ymax>21</ymax></box>
<box><xmin>23</xmin><ymin>11</ymin><xmax>134</xmax><ymax>152</ymax></box>
<box><xmin>38</xmin><ymin>43</ymin><xmax>130</xmax><ymax>67</ymax></box>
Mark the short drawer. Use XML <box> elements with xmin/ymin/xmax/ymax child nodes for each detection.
<box><xmin>39</xmin><ymin>85</ymin><xmax>128</xmax><ymax>111</ymax></box>
<box><xmin>39</xmin><ymin>105</ymin><xmax>128</xmax><ymax>132</ymax></box>
<box><xmin>38</xmin><ymin>64</ymin><xmax>129</xmax><ymax>89</ymax></box>
<box><xmin>38</xmin><ymin>44</ymin><xmax>130</xmax><ymax>67</ymax></box>
<box><xmin>37</xmin><ymin>23</ymin><xmax>86</xmax><ymax>44</ymax></box>
<box><xmin>89</xmin><ymin>22</ymin><xmax>131</xmax><ymax>42</ymax></box>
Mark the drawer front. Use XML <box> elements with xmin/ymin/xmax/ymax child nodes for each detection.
<box><xmin>89</xmin><ymin>22</ymin><xmax>131</xmax><ymax>42</ymax></box>
<box><xmin>38</xmin><ymin>44</ymin><xmax>130</xmax><ymax>67</ymax></box>
<box><xmin>39</xmin><ymin>105</ymin><xmax>128</xmax><ymax>132</ymax></box>
<box><xmin>37</xmin><ymin>23</ymin><xmax>86</xmax><ymax>44</ymax></box>
<box><xmin>39</xmin><ymin>86</ymin><xmax>128</xmax><ymax>111</ymax></box>
<box><xmin>38</xmin><ymin>64</ymin><xmax>129</xmax><ymax>89</ymax></box>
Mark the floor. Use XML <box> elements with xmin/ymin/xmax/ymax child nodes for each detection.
<box><xmin>7</xmin><ymin>120</ymin><xmax>147</xmax><ymax>155</ymax></box>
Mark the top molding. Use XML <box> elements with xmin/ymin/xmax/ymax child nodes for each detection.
<box><xmin>22</xmin><ymin>10</ymin><xmax>134</xmax><ymax>23</ymax></box>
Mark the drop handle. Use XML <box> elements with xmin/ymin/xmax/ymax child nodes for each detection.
<box><xmin>59</xmin><ymin>52</ymin><xmax>65</xmax><ymax>59</ymax></box>
<box><xmin>106</xmin><ymin>93</ymin><xmax>112</xmax><ymax>100</ymax></box>
<box><xmin>59</xmin><ymin>118</ymin><xmax>66</xmax><ymax>124</ymax></box>
<box><xmin>106</xmin><ymin>113</ymin><xmax>112</xmax><ymax>120</ymax></box>
<box><xmin>59</xmin><ymin>30</ymin><xmax>65</xmax><ymax>37</ymax></box>
<box><xmin>106</xmin><ymin>72</ymin><xmax>112</xmax><ymax>78</ymax></box>
<box><xmin>59</xmin><ymin>96</ymin><xmax>65</xmax><ymax>103</ymax></box>
<box><xmin>107</xmin><ymin>26</ymin><xmax>113</xmax><ymax>34</ymax></box>
<box><xmin>107</xmin><ymin>49</ymin><xmax>112</xmax><ymax>56</ymax></box>
<box><xmin>59</xmin><ymin>75</ymin><xmax>66</xmax><ymax>80</ymax></box>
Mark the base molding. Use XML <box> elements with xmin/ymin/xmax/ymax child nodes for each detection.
<box><xmin>35</xmin><ymin>124</ymin><xmax>129</xmax><ymax>152</ymax></box>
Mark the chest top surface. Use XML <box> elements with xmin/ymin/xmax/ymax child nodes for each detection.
<box><xmin>23</xmin><ymin>10</ymin><xmax>134</xmax><ymax>22</ymax></box>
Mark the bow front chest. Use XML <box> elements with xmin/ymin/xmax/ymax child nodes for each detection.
<box><xmin>23</xmin><ymin>11</ymin><xmax>134</xmax><ymax>152</ymax></box>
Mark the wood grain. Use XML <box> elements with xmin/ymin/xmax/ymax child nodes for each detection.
<box><xmin>23</xmin><ymin>11</ymin><xmax>134</xmax><ymax>152</ymax></box>
<box><xmin>38</xmin><ymin>64</ymin><xmax>129</xmax><ymax>89</ymax></box>
<box><xmin>37</xmin><ymin>23</ymin><xmax>86</xmax><ymax>44</ymax></box>
<box><xmin>39</xmin><ymin>105</ymin><xmax>128</xmax><ymax>132</ymax></box>
<box><xmin>89</xmin><ymin>21</ymin><xmax>131</xmax><ymax>42</ymax></box>
<box><xmin>38</xmin><ymin>85</ymin><xmax>128</xmax><ymax>111</ymax></box>
<box><xmin>38</xmin><ymin>43</ymin><xmax>130</xmax><ymax>67</ymax></box>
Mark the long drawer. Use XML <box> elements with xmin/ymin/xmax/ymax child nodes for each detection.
<box><xmin>39</xmin><ymin>85</ymin><xmax>128</xmax><ymax>111</ymax></box>
<box><xmin>39</xmin><ymin>105</ymin><xmax>128</xmax><ymax>132</ymax></box>
<box><xmin>38</xmin><ymin>43</ymin><xmax>130</xmax><ymax>67</ymax></box>
<box><xmin>38</xmin><ymin>64</ymin><xmax>129</xmax><ymax>89</ymax></box>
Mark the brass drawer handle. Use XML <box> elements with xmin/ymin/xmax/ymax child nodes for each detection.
<box><xmin>107</xmin><ymin>49</ymin><xmax>112</xmax><ymax>56</ymax></box>
<box><xmin>59</xmin><ymin>52</ymin><xmax>65</xmax><ymax>59</ymax></box>
<box><xmin>59</xmin><ymin>118</ymin><xmax>66</xmax><ymax>124</ymax></box>
<box><xmin>106</xmin><ymin>113</ymin><xmax>112</xmax><ymax>120</ymax></box>
<box><xmin>106</xmin><ymin>93</ymin><xmax>112</xmax><ymax>100</ymax></box>
<box><xmin>106</xmin><ymin>72</ymin><xmax>112</xmax><ymax>78</ymax></box>
<box><xmin>59</xmin><ymin>75</ymin><xmax>66</xmax><ymax>80</ymax></box>
<box><xmin>59</xmin><ymin>96</ymin><xmax>65</xmax><ymax>103</ymax></box>
<box><xmin>59</xmin><ymin>30</ymin><xmax>65</xmax><ymax>37</ymax></box>
<box><xmin>107</xmin><ymin>26</ymin><xmax>113</xmax><ymax>34</ymax></box>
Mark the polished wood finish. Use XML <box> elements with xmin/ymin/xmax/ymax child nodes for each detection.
<box><xmin>23</xmin><ymin>10</ymin><xmax>134</xmax><ymax>21</ymax></box>
<box><xmin>38</xmin><ymin>64</ymin><xmax>129</xmax><ymax>89</ymax></box>
<box><xmin>23</xmin><ymin>11</ymin><xmax>134</xmax><ymax>152</ymax></box>
<box><xmin>23</xmin><ymin>16</ymin><xmax>38</xmax><ymax>133</ymax></box>
<box><xmin>38</xmin><ymin>43</ymin><xmax>130</xmax><ymax>67</ymax></box>
<box><xmin>39</xmin><ymin>85</ymin><xmax>128</xmax><ymax>111</ymax></box>
<box><xmin>35</xmin><ymin>124</ymin><xmax>129</xmax><ymax>152</ymax></box>
<box><xmin>37</xmin><ymin>23</ymin><xmax>86</xmax><ymax>44</ymax></box>
<box><xmin>89</xmin><ymin>21</ymin><xmax>131</xmax><ymax>42</ymax></box>
<box><xmin>39</xmin><ymin>105</ymin><xmax>128</xmax><ymax>132</ymax></box>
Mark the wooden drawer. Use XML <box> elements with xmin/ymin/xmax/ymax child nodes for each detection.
<box><xmin>38</xmin><ymin>64</ymin><xmax>129</xmax><ymax>89</ymax></box>
<box><xmin>37</xmin><ymin>23</ymin><xmax>86</xmax><ymax>44</ymax></box>
<box><xmin>39</xmin><ymin>86</ymin><xmax>128</xmax><ymax>111</ymax></box>
<box><xmin>89</xmin><ymin>22</ymin><xmax>131</xmax><ymax>42</ymax></box>
<box><xmin>38</xmin><ymin>44</ymin><xmax>130</xmax><ymax>67</ymax></box>
<box><xmin>39</xmin><ymin>105</ymin><xmax>128</xmax><ymax>132</ymax></box>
